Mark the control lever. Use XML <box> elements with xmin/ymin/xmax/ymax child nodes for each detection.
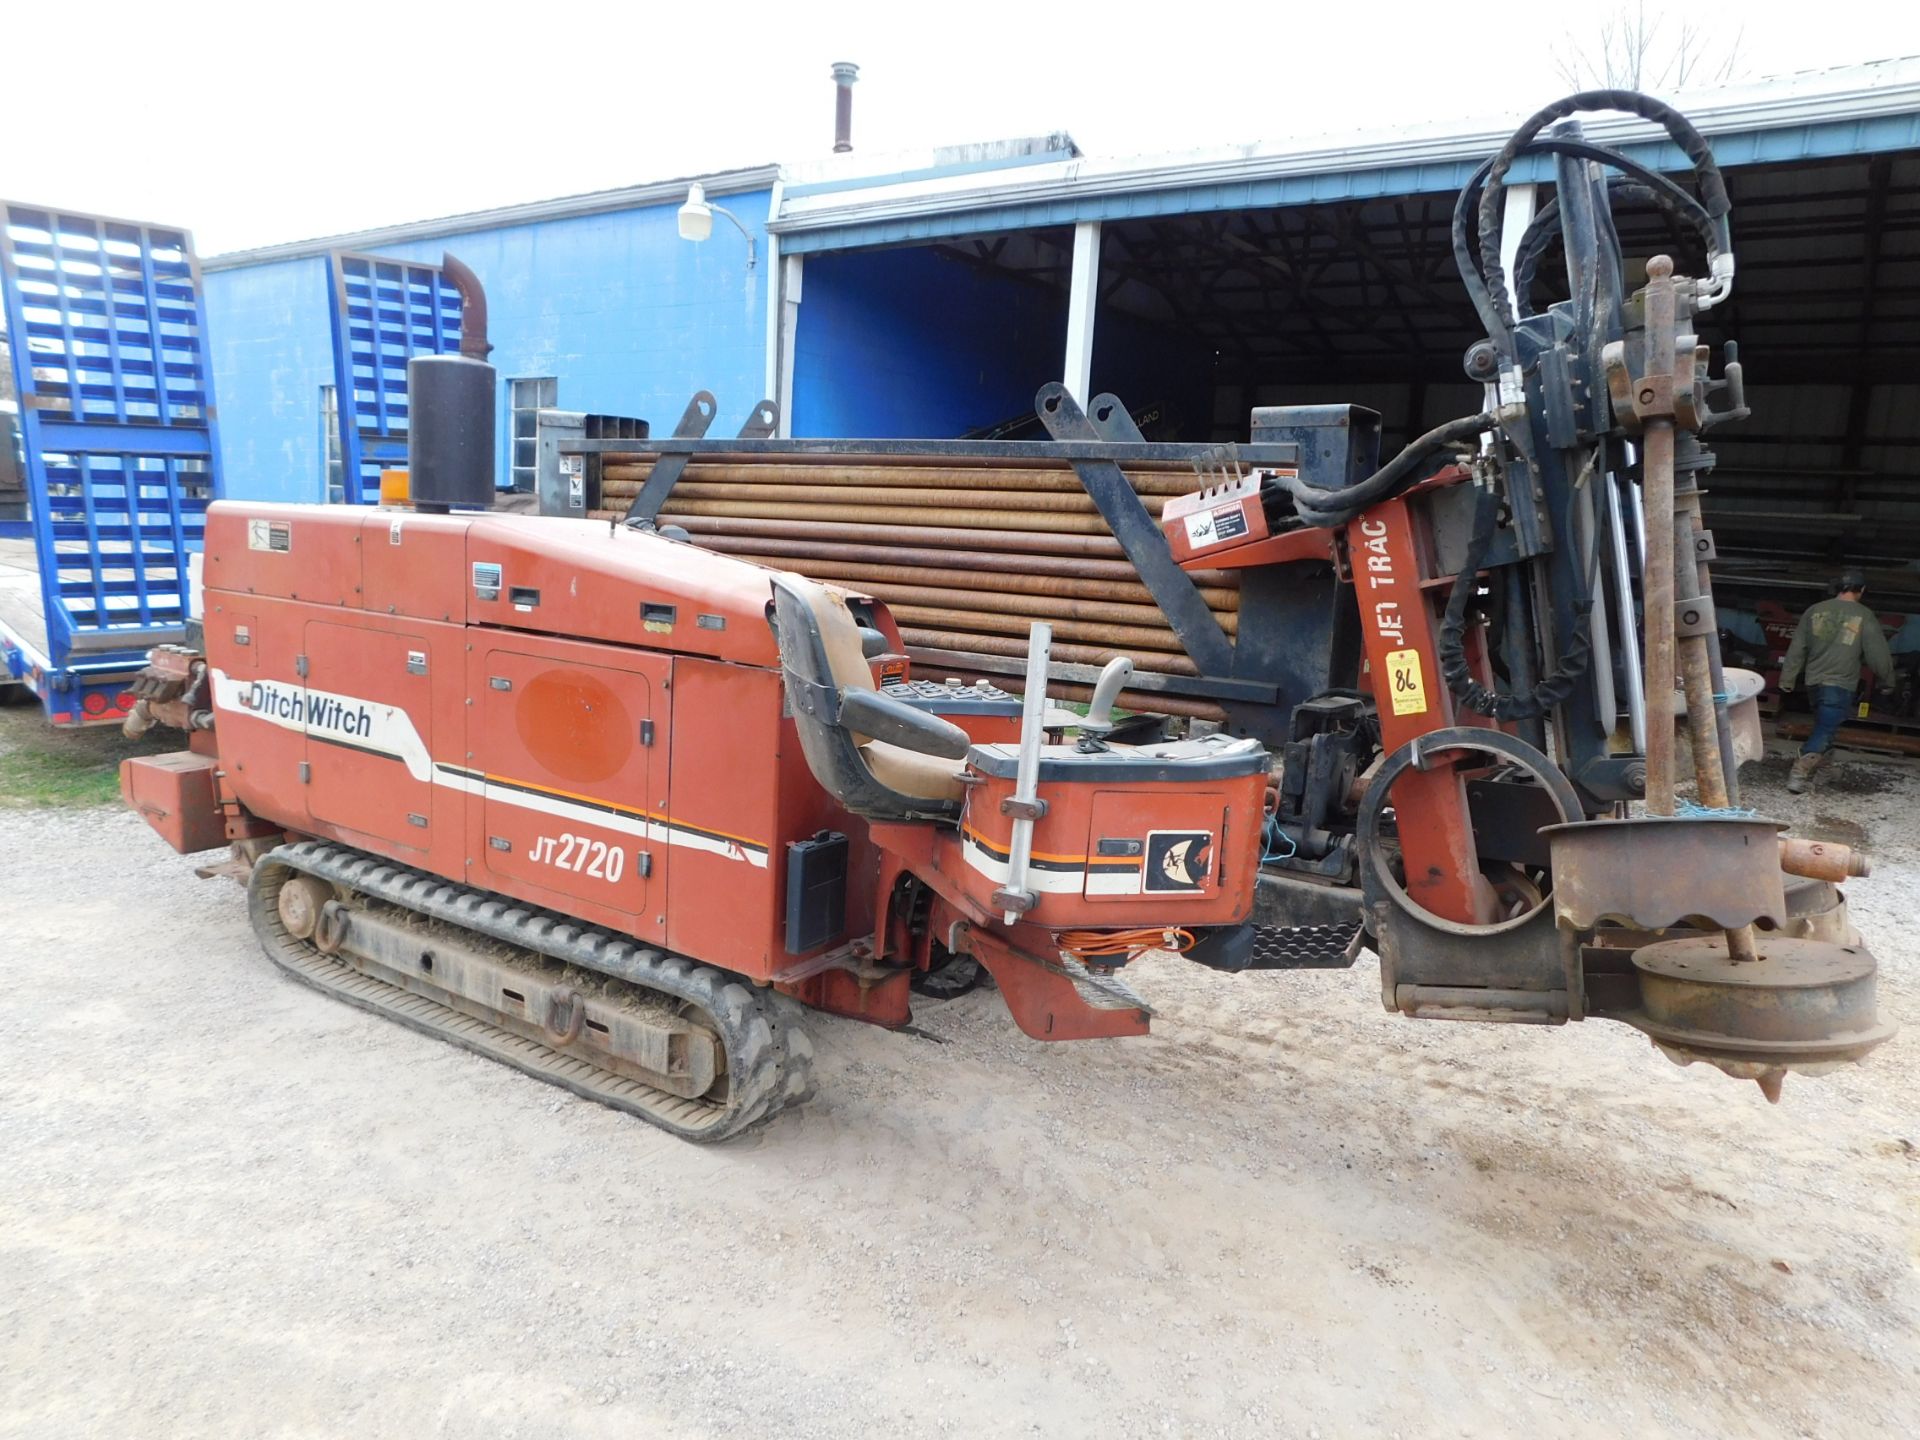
<box><xmin>1077</xmin><ymin>656</ymin><xmax>1135</xmax><ymax>752</ymax></box>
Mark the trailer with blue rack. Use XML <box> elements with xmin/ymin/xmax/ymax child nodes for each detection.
<box><xmin>0</xmin><ymin>202</ymin><xmax>223</xmax><ymax>725</ymax></box>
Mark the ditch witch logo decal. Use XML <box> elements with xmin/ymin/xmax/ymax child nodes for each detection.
<box><xmin>1145</xmin><ymin>830</ymin><xmax>1213</xmax><ymax>893</ymax></box>
<box><xmin>239</xmin><ymin>679</ymin><xmax>374</xmax><ymax>737</ymax></box>
<box><xmin>213</xmin><ymin>671</ymin><xmax>417</xmax><ymax>770</ymax></box>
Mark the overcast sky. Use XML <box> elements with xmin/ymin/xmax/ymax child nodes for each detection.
<box><xmin>6</xmin><ymin>0</ymin><xmax>1917</xmax><ymax>255</ymax></box>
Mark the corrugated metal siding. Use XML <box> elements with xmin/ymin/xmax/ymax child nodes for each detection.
<box><xmin>1864</xmin><ymin>384</ymin><xmax>1920</xmax><ymax>515</ymax></box>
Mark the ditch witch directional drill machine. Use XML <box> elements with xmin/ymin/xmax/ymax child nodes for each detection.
<box><xmin>123</xmin><ymin>93</ymin><xmax>1892</xmax><ymax>1137</ymax></box>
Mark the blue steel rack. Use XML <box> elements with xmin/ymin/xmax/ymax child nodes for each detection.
<box><xmin>325</xmin><ymin>252</ymin><xmax>464</xmax><ymax>503</ymax></box>
<box><xmin>0</xmin><ymin>201</ymin><xmax>223</xmax><ymax>725</ymax></box>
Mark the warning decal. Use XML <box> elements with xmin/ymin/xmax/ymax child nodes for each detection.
<box><xmin>1182</xmin><ymin>504</ymin><xmax>1250</xmax><ymax>551</ymax></box>
<box><xmin>247</xmin><ymin>519</ymin><xmax>291</xmax><ymax>553</ymax></box>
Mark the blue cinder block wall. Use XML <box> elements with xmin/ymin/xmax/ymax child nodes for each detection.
<box><xmin>204</xmin><ymin>190</ymin><xmax>772</xmax><ymax>502</ymax></box>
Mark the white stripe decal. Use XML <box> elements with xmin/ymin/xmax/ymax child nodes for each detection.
<box><xmin>437</xmin><ymin>768</ymin><xmax>767</xmax><ymax>870</ymax></box>
<box><xmin>960</xmin><ymin>832</ymin><xmax>1145</xmax><ymax>897</ymax></box>
<box><xmin>211</xmin><ymin>669</ymin><xmax>767</xmax><ymax>870</ymax></box>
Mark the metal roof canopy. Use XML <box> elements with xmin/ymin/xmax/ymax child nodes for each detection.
<box><xmin>1070</xmin><ymin>153</ymin><xmax>1912</xmax><ymax>386</ymax></box>
<box><xmin>771</xmin><ymin>59</ymin><xmax>1920</xmax><ymax>253</ymax></box>
<box><xmin>898</xmin><ymin>151</ymin><xmax>1918</xmax><ymax>377</ymax></box>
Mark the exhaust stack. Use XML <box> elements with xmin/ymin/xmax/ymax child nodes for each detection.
<box><xmin>832</xmin><ymin>62</ymin><xmax>858</xmax><ymax>153</ymax></box>
<box><xmin>407</xmin><ymin>251</ymin><xmax>496</xmax><ymax>512</ymax></box>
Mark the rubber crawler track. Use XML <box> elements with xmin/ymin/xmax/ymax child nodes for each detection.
<box><xmin>248</xmin><ymin>841</ymin><xmax>815</xmax><ymax>1142</ymax></box>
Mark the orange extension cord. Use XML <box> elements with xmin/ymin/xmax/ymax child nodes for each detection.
<box><xmin>1057</xmin><ymin>927</ymin><xmax>1196</xmax><ymax>960</ymax></box>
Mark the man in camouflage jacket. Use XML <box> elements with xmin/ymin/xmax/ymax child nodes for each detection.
<box><xmin>1778</xmin><ymin>569</ymin><xmax>1895</xmax><ymax>793</ymax></box>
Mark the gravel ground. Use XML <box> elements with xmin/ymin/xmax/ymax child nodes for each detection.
<box><xmin>2</xmin><ymin>746</ymin><xmax>1917</xmax><ymax>1439</ymax></box>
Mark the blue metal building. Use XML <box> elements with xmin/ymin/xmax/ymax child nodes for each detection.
<box><xmin>203</xmin><ymin>168</ymin><xmax>779</xmax><ymax>503</ymax></box>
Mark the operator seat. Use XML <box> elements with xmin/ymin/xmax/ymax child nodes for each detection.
<box><xmin>768</xmin><ymin>574</ymin><xmax>970</xmax><ymax>820</ymax></box>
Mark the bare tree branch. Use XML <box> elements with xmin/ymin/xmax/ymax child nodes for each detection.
<box><xmin>1553</xmin><ymin>2</ymin><xmax>1745</xmax><ymax>93</ymax></box>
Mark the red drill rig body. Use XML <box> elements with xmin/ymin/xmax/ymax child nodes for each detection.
<box><xmin>122</xmin><ymin>500</ymin><xmax>1268</xmax><ymax>1137</ymax></box>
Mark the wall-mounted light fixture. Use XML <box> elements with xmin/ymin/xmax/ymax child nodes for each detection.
<box><xmin>677</xmin><ymin>183</ymin><xmax>756</xmax><ymax>270</ymax></box>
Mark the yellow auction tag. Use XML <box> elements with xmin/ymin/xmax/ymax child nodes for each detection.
<box><xmin>1386</xmin><ymin>648</ymin><xmax>1428</xmax><ymax>716</ymax></box>
<box><xmin>1858</xmin><ymin>701</ymin><xmax>1871</xmax><ymax>719</ymax></box>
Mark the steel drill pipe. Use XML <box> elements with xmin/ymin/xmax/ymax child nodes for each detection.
<box><xmin>601</xmin><ymin>464</ymin><xmax>1201</xmax><ymax>496</ymax></box>
<box><xmin>897</xmin><ymin>627</ymin><xmax>1201</xmax><ymax>676</ymax></box>
<box><xmin>1640</xmin><ymin>259</ymin><xmax>1680</xmax><ymax>816</ymax></box>
<box><xmin>890</xmin><ymin>606</ymin><xmax>1189</xmax><ymax>653</ymax></box>
<box><xmin>599</xmin><ymin>451</ymin><xmax>1201</xmax><ymax>473</ymax></box>
<box><xmin>1641</xmin><ymin>424</ymin><xmax>1678</xmax><ymax>812</ymax></box>
<box><xmin>665</xmin><ymin>482</ymin><xmax>1173</xmax><ymax>517</ymax></box>
<box><xmin>699</xmin><ymin>554</ymin><xmax>1233</xmax><ymax>630</ymax></box>
<box><xmin>609</xmin><ymin>513</ymin><xmax>1239</xmax><ymax>585</ymax></box>
<box><xmin>709</xmin><ymin>552</ymin><xmax>1240</xmax><ymax>611</ymax></box>
<box><xmin>652</xmin><ymin>513</ymin><xmax>1136</xmax><ymax>558</ymax></box>
<box><xmin>683</xmin><ymin>533</ymin><xmax>1205</xmax><ymax>583</ymax></box>
<box><xmin>1670</xmin><ymin>504</ymin><xmax>1758</xmax><ymax>964</ymax></box>
<box><xmin>1677</xmin><ymin>473</ymin><xmax>1739</xmax><ymax>798</ymax></box>
<box><xmin>660</xmin><ymin>521</ymin><xmax>1237</xmax><ymax>581</ymax></box>
<box><xmin>659</xmin><ymin>499</ymin><xmax>1121</xmax><ymax>535</ymax></box>
<box><xmin>818</xmin><ymin>581</ymin><xmax>1234</xmax><ymax>633</ymax></box>
<box><xmin>1671</xmin><ymin>508</ymin><xmax>1728</xmax><ymax>807</ymax></box>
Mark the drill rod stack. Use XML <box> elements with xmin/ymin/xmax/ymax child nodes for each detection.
<box><xmin>592</xmin><ymin>453</ymin><xmax>1239</xmax><ymax>716</ymax></box>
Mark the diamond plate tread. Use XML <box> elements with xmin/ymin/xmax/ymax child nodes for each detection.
<box><xmin>1249</xmin><ymin>924</ymin><xmax>1361</xmax><ymax>970</ymax></box>
<box><xmin>1058</xmin><ymin>954</ymin><xmax>1152</xmax><ymax>1012</ymax></box>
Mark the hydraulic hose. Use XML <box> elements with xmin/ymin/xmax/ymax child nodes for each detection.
<box><xmin>1475</xmin><ymin>90</ymin><xmax>1732</xmax><ymax>339</ymax></box>
<box><xmin>1437</xmin><ymin>487</ymin><xmax>1593</xmax><ymax>721</ymax></box>
<box><xmin>1512</xmin><ymin>179</ymin><xmax>1707</xmax><ymax>318</ymax></box>
<box><xmin>1281</xmin><ymin>412</ymin><xmax>1496</xmax><ymax>529</ymax></box>
<box><xmin>1452</xmin><ymin>135</ymin><xmax>1721</xmax><ymax>354</ymax></box>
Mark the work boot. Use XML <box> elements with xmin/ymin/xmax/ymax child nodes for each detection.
<box><xmin>1786</xmin><ymin>752</ymin><xmax>1823</xmax><ymax>794</ymax></box>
